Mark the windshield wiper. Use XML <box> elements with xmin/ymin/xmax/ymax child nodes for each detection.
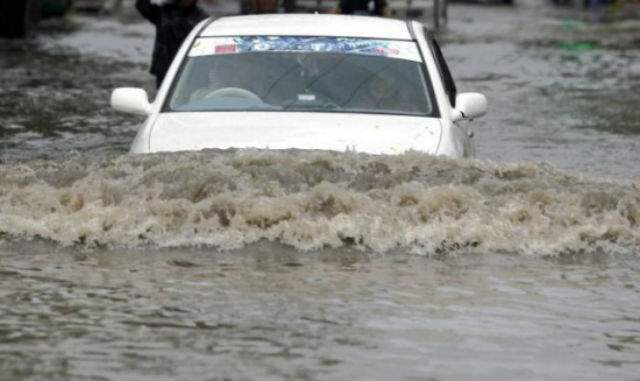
<box><xmin>244</xmin><ymin>104</ymin><xmax>282</xmax><ymax>110</ymax></box>
<box><xmin>284</xmin><ymin>101</ymin><xmax>339</xmax><ymax>111</ymax></box>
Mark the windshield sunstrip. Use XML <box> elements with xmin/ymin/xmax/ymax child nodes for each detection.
<box><xmin>189</xmin><ymin>36</ymin><xmax>423</xmax><ymax>63</ymax></box>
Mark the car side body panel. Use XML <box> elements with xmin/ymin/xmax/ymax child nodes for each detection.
<box><xmin>410</xmin><ymin>20</ymin><xmax>471</xmax><ymax>157</ymax></box>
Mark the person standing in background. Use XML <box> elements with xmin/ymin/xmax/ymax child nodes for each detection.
<box><xmin>335</xmin><ymin>0</ymin><xmax>391</xmax><ymax>16</ymax></box>
<box><xmin>136</xmin><ymin>0</ymin><xmax>208</xmax><ymax>88</ymax></box>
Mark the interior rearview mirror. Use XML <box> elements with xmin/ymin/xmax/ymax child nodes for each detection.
<box><xmin>451</xmin><ymin>92</ymin><xmax>487</xmax><ymax>122</ymax></box>
<box><xmin>111</xmin><ymin>87</ymin><xmax>152</xmax><ymax>116</ymax></box>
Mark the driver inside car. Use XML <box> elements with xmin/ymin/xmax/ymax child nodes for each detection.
<box><xmin>189</xmin><ymin>57</ymin><xmax>256</xmax><ymax>101</ymax></box>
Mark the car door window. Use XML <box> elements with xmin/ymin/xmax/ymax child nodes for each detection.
<box><xmin>424</xmin><ymin>29</ymin><xmax>457</xmax><ymax>107</ymax></box>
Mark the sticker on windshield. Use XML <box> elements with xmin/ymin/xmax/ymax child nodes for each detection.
<box><xmin>189</xmin><ymin>36</ymin><xmax>421</xmax><ymax>62</ymax></box>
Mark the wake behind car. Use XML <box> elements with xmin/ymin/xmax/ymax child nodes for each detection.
<box><xmin>111</xmin><ymin>14</ymin><xmax>487</xmax><ymax>157</ymax></box>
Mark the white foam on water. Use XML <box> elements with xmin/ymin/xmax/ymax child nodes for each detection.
<box><xmin>0</xmin><ymin>150</ymin><xmax>638</xmax><ymax>256</ymax></box>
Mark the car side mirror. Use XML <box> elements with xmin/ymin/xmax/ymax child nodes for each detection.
<box><xmin>451</xmin><ymin>92</ymin><xmax>487</xmax><ymax>122</ymax></box>
<box><xmin>110</xmin><ymin>87</ymin><xmax>152</xmax><ymax>116</ymax></box>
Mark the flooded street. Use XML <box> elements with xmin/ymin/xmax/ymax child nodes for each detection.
<box><xmin>1</xmin><ymin>0</ymin><xmax>640</xmax><ymax>380</ymax></box>
<box><xmin>0</xmin><ymin>15</ymin><xmax>152</xmax><ymax>163</ymax></box>
<box><xmin>1</xmin><ymin>244</ymin><xmax>639</xmax><ymax>380</ymax></box>
<box><xmin>446</xmin><ymin>2</ymin><xmax>640</xmax><ymax>179</ymax></box>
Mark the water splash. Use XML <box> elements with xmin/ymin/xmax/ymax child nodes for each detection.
<box><xmin>1</xmin><ymin>150</ymin><xmax>638</xmax><ymax>256</ymax></box>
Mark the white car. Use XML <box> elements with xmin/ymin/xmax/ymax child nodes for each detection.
<box><xmin>111</xmin><ymin>14</ymin><xmax>487</xmax><ymax>157</ymax></box>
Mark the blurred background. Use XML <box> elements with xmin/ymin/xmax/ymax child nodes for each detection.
<box><xmin>1</xmin><ymin>0</ymin><xmax>639</xmax><ymax>178</ymax></box>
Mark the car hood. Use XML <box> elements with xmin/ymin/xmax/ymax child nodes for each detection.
<box><xmin>148</xmin><ymin>112</ymin><xmax>442</xmax><ymax>155</ymax></box>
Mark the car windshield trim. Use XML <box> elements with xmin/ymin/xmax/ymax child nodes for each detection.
<box><xmin>164</xmin><ymin>109</ymin><xmax>433</xmax><ymax>117</ymax></box>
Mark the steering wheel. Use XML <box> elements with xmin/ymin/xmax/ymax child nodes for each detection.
<box><xmin>204</xmin><ymin>87</ymin><xmax>262</xmax><ymax>102</ymax></box>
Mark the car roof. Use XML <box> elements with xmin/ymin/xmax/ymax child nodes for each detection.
<box><xmin>200</xmin><ymin>14</ymin><xmax>414</xmax><ymax>40</ymax></box>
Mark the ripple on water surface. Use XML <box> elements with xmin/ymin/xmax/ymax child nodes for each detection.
<box><xmin>0</xmin><ymin>242</ymin><xmax>639</xmax><ymax>381</ymax></box>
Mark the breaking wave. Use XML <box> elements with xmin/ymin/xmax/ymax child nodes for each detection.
<box><xmin>0</xmin><ymin>150</ymin><xmax>638</xmax><ymax>256</ymax></box>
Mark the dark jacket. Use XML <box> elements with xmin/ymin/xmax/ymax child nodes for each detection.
<box><xmin>339</xmin><ymin>0</ymin><xmax>387</xmax><ymax>15</ymax></box>
<box><xmin>136</xmin><ymin>0</ymin><xmax>208</xmax><ymax>81</ymax></box>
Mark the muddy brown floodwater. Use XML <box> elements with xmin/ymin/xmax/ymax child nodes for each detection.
<box><xmin>1</xmin><ymin>0</ymin><xmax>640</xmax><ymax>380</ymax></box>
<box><xmin>1</xmin><ymin>242</ymin><xmax>639</xmax><ymax>381</ymax></box>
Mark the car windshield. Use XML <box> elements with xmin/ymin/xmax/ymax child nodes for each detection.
<box><xmin>166</xmin><ymin>36</ymin><xmax>434</xmax><ymax>116</ymax></box>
